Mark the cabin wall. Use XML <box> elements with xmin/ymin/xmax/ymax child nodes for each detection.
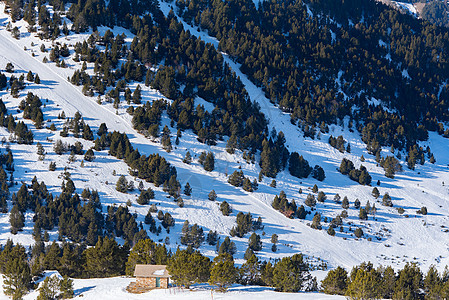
<box><xmin>135</xmin><ymin>277</ymin><xmax>168</xmax><ymax>289</ymax></box>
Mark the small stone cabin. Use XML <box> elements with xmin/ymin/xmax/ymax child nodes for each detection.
<box><xmin>133</xmin><ymin>264</ymin><xmax>170</xmax><ymax>289</ymax></box>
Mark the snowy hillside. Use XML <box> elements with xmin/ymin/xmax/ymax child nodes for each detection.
<box><xmin>0</xmin><ymin>0</ymin><xmax>449</xmax><ymax>270</ymax></box>
<box><xmin>0</xmin><ymin>0</ymin><xmax>449</xmax><ymax>298</ymax></box>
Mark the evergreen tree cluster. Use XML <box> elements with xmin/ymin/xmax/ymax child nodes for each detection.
<box><xmin>339</xmin><ymin>158</ymin><xmax>372</xmax><ymax>185</ymax></box>
<box><xmin>288</xmin><ymin>152</ymin><xmax>312</xmax><ymax>179</ymax></box>
<box><xmin>94</xmin><ymin>130</ymin><xmax>180</xmax><ymax>197</ymax></box>
<box><xmin>20</xmin><ymin>92</ymin><xmax>44</xmax><ymax>129</ymax></box>
<box><xmin>65</xmin><ymin>18</ymin><xmax>272</xmax><ymax>158</ymax></box>
<box><xmin>328</xmin><ymin>135</ymin><xmax>347</xmax><ymax>153</ymax></box>
<box><xmin>0</xmin><ymin>97</ymin><xmax>33</xmax><ymax>144</ymax></box>
<box><xmin>0</xmin><ymin>148</ymin><xmax>14</xmax><ymax>212</ymax></box>
<box><xmin>168</xmin><ymin>246</ymin><xmax>316</xmax><ymax>293</ymax></box>
<box><xmin>379</xmin><ymin>155</ymin><xmax>403</xmax><ymax>179</ymax></box>
<box><xmin>321</xmin><ymin>262</ymin><xmax>449</xmax><ymax>299</ymax></box>
<box><xmin>229</xmin><ymin>212</ymin><xmax>262</xmax><ymax>238</ymax></box>
<box><xmin>61</xmin><ymin>111</ymin><xmax>94</xmax><ymax>141</ymax></box>
<box><xmin>272</xmin><ymin>191</ymin><xmax>308</xmax><ymax>220</ymax></box>
<box><xmin>227</xmin><ymin>170</ymin><xmax>258</xmax><ymax>192</ymax></box>
<box><xmin>180</xmin><ymin>220</ymin><xmax>205</xmax><ymax>249</ymax></box>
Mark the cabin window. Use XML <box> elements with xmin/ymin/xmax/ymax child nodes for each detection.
<box><xmin>156</xmin><ymin>277</ymin><xmax>160</xmax><ymax>287</ymax></box>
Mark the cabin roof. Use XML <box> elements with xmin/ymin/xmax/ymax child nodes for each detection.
<box><xmin>133</xmin><ymin>264</ymin><xmax>170</xmax><ymax>278</ymax></box>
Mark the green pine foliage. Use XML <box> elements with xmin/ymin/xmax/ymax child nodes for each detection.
<box><xmin>181</xmin><ymin>221</ymin><xmax>205</xmax><ymax>248</ymax></box>
<box><xmin>209</xmin><ymin>253</ymin><xmax>237</xmax><ymax>292</ymax></box>
<box><xmin>167</xmin><ymin>248</ymin><xmax>211</xmax><ymax>288</ymax></box>
<box><xmin>248</xmin><ymin>233</ymin><xmax>262</xmax><ymax>252</ymax></box>
<box><xmin>220</xmin><ymin>201</ymin><xmax>232</xmax><ymax>216</ymax></box>
<box><xmin>272</xmin><ymin>254</ymin><xmax>316</xmax><ymax>292</ymax></box>
<box><xmin>230</xmin><ymin>212</ymin><xmax>254</xmax><ymax>238</ymax></box>
<box><xmin>137</xmin><ymin>188</ymin><xmax>154</xmax><ymax>205</ymax></box>
<box><xmin>125</xmin><ymin>239</ymin><xmax>168</xmax><ymax>276</ymax></box>
<box><xmin>289</xmin><ymin>152</ymin><xmax>312</xmax><ymax>179</ymax></box>
<box><xmin>321</xmin><ymin>266</ymin><xmax>348</xmax><ymax>295</ymax></box>
<box><xmin>84</xmin><ymin>237</ymin><xmax>129</xmax><ymax>278</ymax></box>
<box><xmin>9</xmin><ymin>204</ymin><xmax>24</xmax><ymax>234</ymax></box>
<box><xmin>339</xmin><ymin>158</ymin><xmax>372</xmax><ymax>185</ymax></box>
<box><xmin>217</xmin><ymin>237</ymin><xmax>236</xmax><ymax>256</ymax></box>
<box><xmin>2</xmin><ymin>244</ymin><xmax>32</xmax><ymax>299</ymax></box>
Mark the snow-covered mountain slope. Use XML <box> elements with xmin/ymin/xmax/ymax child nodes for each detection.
<box><xmin>0</xmin><ymin>1</ymin><xmax>449</xmax><ymax>290</ymax></box>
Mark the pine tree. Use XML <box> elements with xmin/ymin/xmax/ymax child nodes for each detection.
<box><xmin>37</xmin><ymin>276</ymin><xmax>60</xmax><ymax>300</ymax></box>
<box><xmin>220</xmin><ymin>201</ymin><xmax>232</xmax><ymax>216</ymax></box>
<box><xmin>359</xmin><ymin>208</ymin><xmax>368</xmax><ymax>220</ymax></box>
<box><xmin>9</xmin><ymin>204</ymin><xmax>25</xmax><ymax>234</ymax></box>
<box><xmin>209</xmin><ymin>253</ymin><xmax>237</xmax><ymax>292</ymax></box>
<box><xmin>311</xmin><ymin>213</ymin><xmax>322</xmax><ymax>230</ymax></box>
<box><xmin>218</xmin><ymin>237</ymin><xmax>236</xmax><ymax>256</ymax></box>
<box><xmin>372</xmin><ymin>187</ymin><xmax>380</xmax><ymax>198</ymax></box>
<box><xmin>26</xmin><ymin>71</ymin><xmax>34</xmax><ymax>81</ymax></box>
<box><xmin>37</xmin><ymin>142</ymin><xmax>45</xmax><ymax>160</ymax></box>
<box><xmin>84</xmin><ymin>237</ymin><xmax>128</xmax><ymax>278</ymax></box>
<box><xmin>317</xmin><ymin>191</ymin><xmax>326</xmax><ymax>202</ymax></box>
<box><xmin>423</xmin><ymin>265</ymin><xmax>442</xmax><ymax>299</ymax></box>
<box><xmin>59</xmin><ymin>276</ymin><xmax>74</xmax><ymax>299</ymax></box>
<box><xmin>137</xmin><ymin>188</ymin><xmax>154</xmax><ymax>205</ymax></box>
<box><xmin>312</xmin><ymin>165</ymin><xmax>325</xmax><ymax>181</ymax></box>
<box><xmin>208</xmin><ymin>190</ymin><xmax>217</xmax><ymax>201</ymax></box>
<box><xmin>125</xmin><ymin>239</ymin><xmax>168</xmax><ymax>276</ymax></box>
<box><xmin>271</xmin><ymin>234</ymin><xmax>278</xmax><ymax>244</ymax></box>
<box><xmin>116</xmin><ymin>175</ymin><xmax>128</xmax><ymax>193</ymax></box>
<box><xmin>346</xmin><ymin>264</ymin><xmax>382</xmax><ymax>299</ymax></box>
<box><xmin>272</xmin><ymin>254</ymin><xmax>314</xmax><ymax>292</ymax></box>
<box><xmin>354</xmin><ymin>228</ymin><xmax>363</xmax><ymax>238</ymax></box>
<box><xmin>321</xmin><ymin>266</ymin><xmax>348</xmax><ymax>295</ymax></box>
<box><xmin>240</xmin><ymin>254</ymin><xmax>262</xmax><ymax>285</ymax></box>
<box><xmin>393</xmin><ymin>263</ymin><xmax>423</xmax><ymax>299</ymax></box>
<box><xmin>167</xmin><ymin>249</ymin><xmax>211</xmax><ymax>288</ymax></box>
<box><xmin>342</xmin><ymin>197</ymin><xmax>349</xmax><ymax>209</ymax></box>
<box><xmin>203</xmin><ymin>152</ymin><xmax>215</xmax><ymax>172</ymax></box>
<box><xmin>242</xmin><ymin>178</ymin><xmax>253</xmax><ymax>192</ymax></box>
<box><xmin>184</xmin><ymin>182</ymin><xmax>192</xmax><ymax>196</ymax></box>
<box><xmin>3</xmin><ymin>244</ymin><xmax>32</xmax><ymax>299</ymax></box>
<box><xmin>289</xmin><ymin>152</ymin><xmax>312</xmax><ymax>178</ymax></box>
<box><xmin>382</xmin><ymin>193</ymin><xmax>392</xmax><ymax>207</ymax></box>
<box><xmin>228</xmin><ymin>170</ymin><xmax>245</xmax><ymax>187</ymax></box>
<box><xmin>183</xmin><ymin>151</ymin><xmax>192</xmax><ymax>164</ymax></box>
<box><xmin>84</xmin><ymin>149</ymin><xmax>95</xmax><ymax>162</ymax></box>
<box><xmin>248</xmin><ymin>233</ymin><xmax>262</xmax><ymax>251</ymax></box>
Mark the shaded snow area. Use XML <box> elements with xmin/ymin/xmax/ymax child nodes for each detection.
<box><xmin>0</xmin><ymin>0</ymin><xmax>448</xmax><ymax>298</ymax></box>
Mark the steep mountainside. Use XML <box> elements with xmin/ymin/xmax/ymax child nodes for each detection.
<box><xmin>0</xmin><ymin>0</ymin><xmax>449</xmax><ymax>298</ymax></box>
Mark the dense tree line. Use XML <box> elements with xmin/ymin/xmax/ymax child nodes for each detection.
<box><xmin>167</xmin><ymin>247</ymin><xmax>316</xmax><ymax>292</ymax></box>
<box><xmin>321</xmin><ymin>262</ymin><xmax>449</xmax><ymax>299</ymax></box>
<box><xmin>0</xmin><ymin>236</ymin><xmax>317</xmax><ymax>296</ymax></box>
